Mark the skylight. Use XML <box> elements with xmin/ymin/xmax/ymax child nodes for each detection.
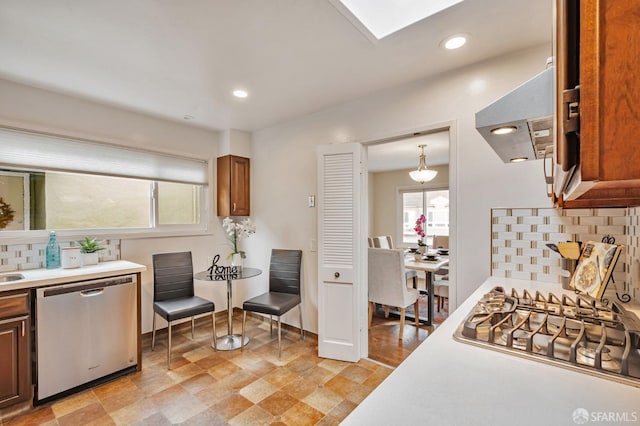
<box><xmin>332</xmin><ymin>0</ymin><xmax>464</xmax><ymax>41</ymax></box>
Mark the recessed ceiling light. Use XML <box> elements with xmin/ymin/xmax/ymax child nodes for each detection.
<box><xmin>441</xmin><ymin>34</ymin><xmax>468</xmax><ymax>50</ymax></box>
<box><xmin>510</xmin><ymin>157</ymin><xmax>529</xmax><ymax>163</ymax></box>
<box><xmin>490</xmin><ymin>126</ymin><xmax>517</xmax><ymax>135</ymax></box>
<box><xmin>233</xmin><ymin>89</ymin><xmax>248</xmax><ymax>98</ymax></box>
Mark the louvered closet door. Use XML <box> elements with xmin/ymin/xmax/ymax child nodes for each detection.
<box><xmin>317</xmin><ymin>143</ymin><xmax>365</xmax><ymax>362</ymax></box>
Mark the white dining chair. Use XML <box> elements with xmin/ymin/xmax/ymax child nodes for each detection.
<box><xmin>368</xmin><ymin>248</ymin><xmax>420</xmax><ymax>339</ymax></box>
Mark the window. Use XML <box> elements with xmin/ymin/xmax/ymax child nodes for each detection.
<box><xmin>0</xmin><ymin>127</ymin><xmax>208</xmax><ymax>234</ymax></box>
<box><xmin>0</xmin><ymin>169</ymin><xmax>203</xmax><ymax>232</ymax></box>
<box><xmin>0</xmin><ymin>171</ymin><xmax>30</xmax><ymax>231</ymax></box>
<box><xmin>401</xmin><ymin>189</ymin><xmax>449</xmax><ymax>246</ymax></box>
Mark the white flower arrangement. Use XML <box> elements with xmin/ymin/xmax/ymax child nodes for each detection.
<box><xmin>222</xmin><ymin>217</ymin><xmax>256</xmax><ymax>259</ymax></box>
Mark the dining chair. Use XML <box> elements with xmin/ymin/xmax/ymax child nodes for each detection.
<box><xmin>372</xmin><ymin>235</ymin><xmax>393</xmax><ymax>249</ymax></box>
<box><xmin>432</xmin><ymin>235</ymin><xmax>449</xmax><ymax>249</ymax></box>
<box><xmin>431</xmin><ymin>235</ymin><xmax>450</xmax><ymax>279</ymax></box>
<box><xmin>372</xmin><ymin>235</ymin><xmax>418</xmax><ymax>290</ymax></box>
<box><xmin>151</xmin><ymin>251</ymin><xmax>216</xmax><ymax>369</ymax></box>
<box><xmin>241</xmin><ymin>249</ymin><xmax>303</xmax><ymax>359</ymax></box>
<box><xmin>434</xmin><ymin>279</ymin><xmax>449</xmax><ymax>312</ymax></box>
<box><xmin>368</xmin><ymin>248</ymin><xmax>420</xmax><ymax>339</ymax></box>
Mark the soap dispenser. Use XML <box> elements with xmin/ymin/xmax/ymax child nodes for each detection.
<box><xmin>45</xmin><ymin>231</ymin><xmax>61</xmax><ymax>269</ymax></box>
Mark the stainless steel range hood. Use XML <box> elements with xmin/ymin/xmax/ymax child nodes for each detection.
<box><xmin>475</xmin><ymin>66</ymin><xmax>555</xmax><ymax>163</ymax></box>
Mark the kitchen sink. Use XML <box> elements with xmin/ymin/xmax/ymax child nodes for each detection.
<box><xmin>0</xmin><ymin>274</ymin><xmax>25</xmax><ymax>282</ymax></box>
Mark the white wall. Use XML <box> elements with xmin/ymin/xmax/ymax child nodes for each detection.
<box><xmin>0</xmin><ymin>78</ymin><xmax>237</xmax><ymax>333</ymax></box>
<box><xmin>0</xmin><ymin>43</ymin><xmax>555</xmax><ymax>336</ymax></box>
<box><xmin>251</xmin><ymin>44</ymin><xmax>553</xmax><ymax>333</ymax></box>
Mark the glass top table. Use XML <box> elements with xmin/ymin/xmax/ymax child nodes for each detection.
<box><xmin>195</xmin><ymin>267</ymin><xmax>262</xmax><ymax>350</ymax></box>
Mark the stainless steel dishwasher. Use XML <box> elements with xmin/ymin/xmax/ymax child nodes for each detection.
<box><xmin>35</xmin><ymin>274</ymin><xmax>137</xmax><ymax>402</ymax></box>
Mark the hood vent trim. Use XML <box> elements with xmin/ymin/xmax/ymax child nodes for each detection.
<box><xmin>475</xmin><ymin>66</ymin><xmax>555</xmax><ymax>163</ymax></box>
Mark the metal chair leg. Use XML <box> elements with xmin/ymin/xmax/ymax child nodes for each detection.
<box><xmin>167</xmin><ymin>321</ymin><xmax>172</xmax><ymax>369</ymax></box>
<box><xmin>299</xmin><ymin>304</ymin><xmax>304</xmax><ymax>339</ymax></box>
<box><xmin>151</xmin><ymin>313</ymin><xmax>157</xmax><ymax>350</ymax></box>
<box><xmin>191</xmin><ymin>317</ymin><xmax>195</xmax><ymax>339</ymax></box>
<box><xmin>212</xmin><ymin>310</ymin><xmax>217</xmax><ymax>350</ymax></box>
<box><xmin>278</xmin><ymin>316</ymin><xmax>282</xmax><ymax>360</ymax></box>
<box><xmin>241</xmin><ymin>311</ymin><xmax>247</xmax><ymax>352</ymax></box>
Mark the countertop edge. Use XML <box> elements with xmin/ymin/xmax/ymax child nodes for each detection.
<box><xmin>0</xmin><ymin>261</ymin><xmax>147</xmax><ymax>291</ymax></box>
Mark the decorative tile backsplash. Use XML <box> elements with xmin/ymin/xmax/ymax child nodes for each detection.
<box><xmin>0</xmin><ymin>239</ymin><xmax>120</xmax><ymax>272</ymax></box>
<box><xmin>491</xmin><ymin>207</ymin><xmax>639</xmax><ymax>304</ymax></box>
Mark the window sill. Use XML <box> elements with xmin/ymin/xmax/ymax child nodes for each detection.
<box><xmin>0</xmin><ymin>227</ymin><xmax>213</xmax><ymax>244</ymax></box>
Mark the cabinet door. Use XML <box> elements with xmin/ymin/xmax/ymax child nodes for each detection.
<box><xmin>558</xmin><ymin>0</ymin><xmax>640</xmax><ymax>207</ymax></box>
<box><xmin>217</xmin><ymin>155</ymin><xmax>250</xmax><ymax>216</ymax></box>
<box><xmin>0</xmin><ymin>316</ymin><xmax>30</xmax><ymax>408</ymax></box>
<box><xmin>229</xmin><ymin>156</ymin><xmax>250</xmax><ymax>216</ymax></box>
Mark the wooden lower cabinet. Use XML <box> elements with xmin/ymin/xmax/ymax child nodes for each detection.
<box><xmin>0</xmin><ymin>291</ymin><xmax>31</xmax><ymax>409</ymax></box>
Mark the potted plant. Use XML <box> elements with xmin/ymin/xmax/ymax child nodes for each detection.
<box><xmin>76</xmin><ymin>236</ymin><xmax>105</xmax><ymax>266</ymax></box>
<box><xmin>414</xmin><ymin>214</ymin><xmax>427</xmax><ymax>253</ymax></box>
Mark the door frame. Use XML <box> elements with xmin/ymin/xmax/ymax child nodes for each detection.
<box><xmin>360</xmin><ymin>120</ymin><xmax>458</xmax><ymax>358</ymax></box>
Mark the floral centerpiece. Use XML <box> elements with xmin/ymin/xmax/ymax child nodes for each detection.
<box><xmin>222</xmin><ymin>217</ymin><xmax>256</xmax><ymax>269</ymax></box>
<box><xmin>414</xmin><ymin>214</ymin><xmax>427</xmax><ymax>252</ymax></box>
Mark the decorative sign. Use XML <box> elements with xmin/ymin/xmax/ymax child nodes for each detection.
<box><xmin>207</xmin><ymin>254</ymin><xmax>239</xmax><ymax>280</ymax></box>
<box><xmin>570</xmin><ymin>240</ymin><xmax>624</xmax><ymax>301</ymax></box>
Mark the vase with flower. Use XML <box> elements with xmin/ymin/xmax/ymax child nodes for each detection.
<box><xmin>222</xmin><ymin>217</ymin><xmax>256</xmax><ymax>271</ymax></box>
<box><xmin>414</xmin><ymin>214</ymin><xmax>427</xmax><ymax>253</ymax></box>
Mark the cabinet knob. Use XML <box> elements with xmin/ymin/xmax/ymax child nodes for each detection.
<box><xmin>233</xmin><ymin>202</ymin><xmax>236</xmax><ymax>212</ymax></box>
<box><xmin>334</xmin><ymin>272</ymin><xmax>340</xmax><ymax>278</ymax></box>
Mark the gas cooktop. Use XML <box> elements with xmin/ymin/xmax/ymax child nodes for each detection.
<box><xmin>453</xmin><ymin>286</ymin><xmax>640</xmax><ymax>387</ymax></box>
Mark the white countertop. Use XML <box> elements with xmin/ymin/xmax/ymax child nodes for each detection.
<box><xmin>0</xmin><ymin>260</ymin><xmax>146</xmax><ymax>291</ymax></box>
<box><xmin>344</xmin><ymin>277</ymin><xmax>640</xmax><ymax>426</ymax></box>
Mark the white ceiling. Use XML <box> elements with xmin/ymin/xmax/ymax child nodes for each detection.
<box><xmin>0</xmin><ymin>0</ymin><xmax>552</xmax><ymax>132</ymax></box>
<box><xmin>368</xmin><ymin>131</ymin><xmax>449</xmax><ymax>172</ymax></box>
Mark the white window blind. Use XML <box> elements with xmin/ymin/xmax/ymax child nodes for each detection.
<box><xmin>0</xmin><ymin>127</ymin><xmax>208</xmax><ymax>185</ymax></box>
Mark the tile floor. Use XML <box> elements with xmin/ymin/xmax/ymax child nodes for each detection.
<box><xmin>3</xmin><ymin>311</ymin><xmax>393</xmax><ymax>426</ymax></box>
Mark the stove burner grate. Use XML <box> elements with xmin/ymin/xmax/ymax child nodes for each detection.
<box><xmin>454</xmin><ymin>286</ymin><xmax>640</xmax><ymax>387</ymax></box>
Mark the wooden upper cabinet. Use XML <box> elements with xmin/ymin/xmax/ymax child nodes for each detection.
<box><xmin>217</xmin><ymin>155</ymin><xmax>250</xmax><ymax>216</ymax></box>
<box><xmin>555</xmin><ymin>0</ymin><xmax>640</xmax><ymax>208</ymax></box>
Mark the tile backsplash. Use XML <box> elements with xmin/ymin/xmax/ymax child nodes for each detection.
<box><xmin>491</xmin><ymin>207</ymin><xmax>639</xmax><ymax>304</ymax></box>
<box><xmin>0</xmin><ymin>239</ymin><xmax>120</xmax><ymax>272</ymax></box>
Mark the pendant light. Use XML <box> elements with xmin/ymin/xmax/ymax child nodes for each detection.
<box><xmin>409</xmin><ymin>144</ymin><xmax>437</xmax><ymax>183</ymax></box>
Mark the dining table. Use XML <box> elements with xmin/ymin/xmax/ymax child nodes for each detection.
<box><xmin>404</xmin><ymin>252</ymin><xmax>449</xmax><ymax>326</ymax></box>
<box><xmin>194</xmin><ymin>267</ymin><xmax>262</xmax><ymax>350</ymax></box>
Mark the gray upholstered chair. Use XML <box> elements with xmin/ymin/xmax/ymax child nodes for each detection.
<box><xmin>241</xmin><ymin>249</ymin><xmax>303</xmax><ymax>359</ymax></box>
<box><xmin>151</xmin><ymin>251</ymin><xmax>216</xmax><ymax>369</ymax></box>
<box><xmin>368</xmin><ymin>248</ymin><xmax>420</xmax><ymax>339</ymax></box>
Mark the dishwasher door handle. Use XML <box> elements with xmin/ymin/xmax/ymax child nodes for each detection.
<box><xmin>80</xmin><ymin>288</ymin><xmax>104</xmax><ymax>297</ymax></box>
